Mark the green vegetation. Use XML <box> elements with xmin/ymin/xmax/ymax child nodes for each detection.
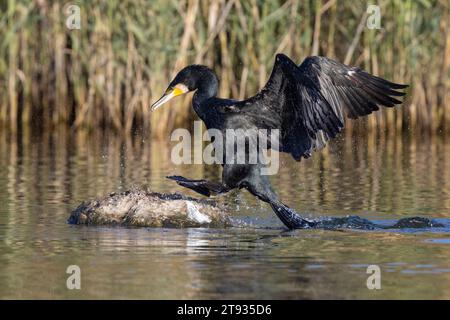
<box><xmin>0</xmin><ymin>0</ymin><xmax>448</xmax><ymax>136</ymax></box>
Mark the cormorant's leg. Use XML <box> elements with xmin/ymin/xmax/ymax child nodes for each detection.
<box><xmin>244</xmin><ymin>176</ymin><xmax>316</xmax><ymax>229</ymax></box>
<box><xmin>223</xmin><ymin>164</ymin><xmax>316</xmax><ymax>229</ymax></box>
<box><xmin>166</xmin><ymin>175</ymin><xmax>231</xmax><ymax>197</ymax></box>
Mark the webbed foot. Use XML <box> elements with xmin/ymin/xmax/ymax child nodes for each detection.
<box><xmin>167</xmin><ymin>176</ymin><xmax>230</xmax><ymax>197</ymax></box>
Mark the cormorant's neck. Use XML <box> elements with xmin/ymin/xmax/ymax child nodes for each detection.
<box><xmin>193</xmin><ymin>85</ymin><xmax>217</xmax><ymax>106</ymax></box>
<box><xmin>191</xmin><ymin>68</ymin><xmax>219</xmax><ymax>112</ymax></box>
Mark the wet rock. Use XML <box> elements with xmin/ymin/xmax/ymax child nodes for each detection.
<box><xmin>389</xmin><ymin>216</ymin><xmax>444</xmax><ymax>229</ymax></box>
<box><xmin>68</xmin><ymin>189</ymin><xmax>231</xmax><ymax>228</ymax></box>
<box><xmin>310</xmin><ymin>215</ymin><xmax>444</xmax><ymax>230</ymax></box>
<box><xmin>314</xmin><ymin>215</ymin><xmax>378</xmax><ymax>230</ymax></box>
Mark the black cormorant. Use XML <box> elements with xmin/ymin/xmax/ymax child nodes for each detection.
<box><xmin>151</xmin><ymin>54</ymin><xmax>408</xmax><ymax>229</ymax></box>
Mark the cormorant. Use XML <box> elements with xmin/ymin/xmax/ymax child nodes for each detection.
<box><xmin>151</xmin><ymin>54</ymin><xmax>408</xmax><ymax>229</ymax></box>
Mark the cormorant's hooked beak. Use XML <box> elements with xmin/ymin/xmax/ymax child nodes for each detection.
<box><xmin>150</xmin><ymin>84</ymin><xmax>189</xmax><ymax>111</ymax></box>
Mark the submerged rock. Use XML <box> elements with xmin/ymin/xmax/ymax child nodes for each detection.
<box><xmin>311</xmin><ymin>215</ymin><xmax>444</xmax><ymax>230</ymax></box>
<box><xmin>389</xmin><ymin>216</ymin><xmax>444</xmax><ymax>229</ymax></box>
<box><xmin>68</xmin><ymin>189</ymin><xmax>231</xmax><ymax>228</ymax></box>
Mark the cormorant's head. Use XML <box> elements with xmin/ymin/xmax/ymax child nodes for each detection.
<box><xmin>151</xmin><ymin>65</ymin><xmax>218</xmax><ymax>111</ymax></box>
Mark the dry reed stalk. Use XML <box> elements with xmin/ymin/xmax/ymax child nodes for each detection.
<box><xmin>0</xmin><ymin>0</ymin><xmax>447</xmax><ymax>137</ymax></box>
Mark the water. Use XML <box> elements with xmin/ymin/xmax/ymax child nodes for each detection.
<box><xmin>1</xmin><ymin>129</ymin><xmax>450</xmax><ymax>299</ymax></box>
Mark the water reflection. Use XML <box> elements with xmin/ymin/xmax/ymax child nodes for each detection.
<box><xmin>0</xmin><ymin>128</ymin><xmax>449</xmax><ymax>299</ymax></box>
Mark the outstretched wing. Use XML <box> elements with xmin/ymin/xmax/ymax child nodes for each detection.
<box><xmin>237</xmin><ymin>54</ymin><xmax>408</xmax><ymax>160</ymax></box>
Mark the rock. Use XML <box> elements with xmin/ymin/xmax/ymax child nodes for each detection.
<box><xmin>68</xmin><ymin>189</ymin><xmax>231</xmax><ymax>228</ymax></box>
<box><xmin>390</xmin><ymin>216</ymin><xmax>444</xmax><ymax>229</ymax></box>
<box><xmin>310</xmin><ymin>215</ymin><xmax>445</xmax><ymax>230</ymax></box>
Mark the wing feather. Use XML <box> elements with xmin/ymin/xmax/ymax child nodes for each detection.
<box><xmin>237</xmin><ymin>54</ymin><xmax>408</xmax><ymax>160</ymax></box>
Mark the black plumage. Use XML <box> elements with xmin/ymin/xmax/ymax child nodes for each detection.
<box><xmin>151</xmin><ymin>53</ymin><xmax>408</xmax><ymax>229</ymax></box>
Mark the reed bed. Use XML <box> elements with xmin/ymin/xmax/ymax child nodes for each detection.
<box><xmin>0</xmin><ymin>0</ymin><xmax>448</xmax><ymax>137</ymax></box>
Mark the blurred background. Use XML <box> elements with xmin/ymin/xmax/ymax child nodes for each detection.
<box><xmin>0</xmin><ymin>0</ymin><xmax>448</xmax><ymax>137</ymax></box>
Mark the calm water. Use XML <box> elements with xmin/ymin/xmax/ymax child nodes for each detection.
<box><xmin>1</xmin><ymin>129</ymin><xmax>450</xmax><ymax>299</ymax></box>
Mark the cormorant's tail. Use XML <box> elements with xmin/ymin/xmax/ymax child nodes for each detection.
<box><xmin>269</xmin><ymin>202</ymin><xmax>316</xmax><ymax>229</ymax></box>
